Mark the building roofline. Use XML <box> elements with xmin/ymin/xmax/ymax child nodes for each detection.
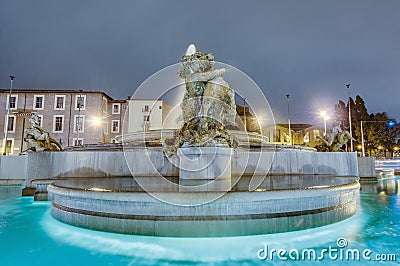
<box><xmin>0</xmin><ymin>88</ymin><xmax>123</xmax><ymax>101</ymax></box>
<box><xmin>128</xmin><ymin>99</ymin><xmax>163</xmax><ymax>102</ymax></box>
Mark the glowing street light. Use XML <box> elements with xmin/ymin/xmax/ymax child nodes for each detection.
<box><xmin>256</xmin><ymin>115</ymin><xmax>264</xmax><ymax>135</ymax></box>
<box><xmin>91</xmin><ymin>116</ymin><xmax>104</xmax><ymax>143</ymax></box>
<box><xmin>92</xmin><ymin>116</ymin><xmax>102</xmax><ymax>127</ymax></box>
<box><xmin>320</xmin><ymin>111</ymin><xmax>330</xmax><ymax>136</ymax></box>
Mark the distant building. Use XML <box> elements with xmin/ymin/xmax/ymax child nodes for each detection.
<box><xmin>264</xmin><ymin>123</ymin><xmax>324</xmax><ymax>147</ymax></box>
<box><xmin>0</xmin><ymin>89</ymin><xmax>126</xmax><ymax>155</ymax></box>
<box><xmin>126</xmin><ymin>99</ymin><xmax>180</xmax><ymax>132</ymax></box>
<box><xmin>299</xmin><ymin>125</ymin><xmax>325</xmax><ymax>148</ymax></box>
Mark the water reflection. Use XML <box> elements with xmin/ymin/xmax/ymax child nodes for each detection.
<box><xmin>360</xmin><ymin>178</ymin><xmax>398</xmax><ymax>195</ymax></box>
<box><xmin>0</xmin><ymin>187</ymin><xmax>22</xmax><ymax>200</ymax></box>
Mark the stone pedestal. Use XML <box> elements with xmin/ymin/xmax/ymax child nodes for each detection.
<box><xmin>177</xmin><ymin>146</ymin><xmax>233</xmax><ymax>192</ymax></box>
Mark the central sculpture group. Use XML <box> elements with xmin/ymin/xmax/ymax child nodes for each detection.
<box><xmin>170</xmin><ymin>49</ymin><xmax>238</xmax><ymax>152</ymax></box>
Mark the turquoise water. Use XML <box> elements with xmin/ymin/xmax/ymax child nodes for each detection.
<box><xmin>1</xmin><ymin>178</ymin><xmax>399</xmax><ymax>266</ymax></box>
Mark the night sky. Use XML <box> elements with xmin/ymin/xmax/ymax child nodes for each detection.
<box><xmin>1</xmin><ymin>0</ymin><xmax>399</xmax><ymax>125</ymax></box>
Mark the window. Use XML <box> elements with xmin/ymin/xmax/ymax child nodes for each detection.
<box><xmin>159</xmin><ymin>105</ymin><xmax>162</xmax><ymax>109</ymax></box>
<box><xmin>75</xmin><ymin>95</ymin><xmax>86</xmax><ymax>110</ymax></box>
<box><xmin>54</xmin><ymin>95</ymin><xmax>65</xmax><ymax>110</ymax></box>
<box><xmin>73</xmin><ymin>138</ymin><xmax>84</xmax><ymax>146</ymax></box>
<box><xmin>112</xmin><ymin>103</ymin><xmax>120</xmax><ymax>114</ymax></box>
<box><xmin>275</xmin><ymin>129</ymin><xmax>281</xmax><ymax>142</ymax></box>
<box><xmin>33</xmin><ymin>95</ymin><xmax>44</xmax><ymax>110</ymax></box>
<box><xmin>143</xmin><ymin>105</ymin><xmax>149</xmax><ymax>112</ymax></box>
<box><xmin>37</xmin><ymin>115</ymin><xmax>43</xmax><ymax>128</ymax></box>
<box><xmin>304</xmin><ymin>132</ymin><xmax>310</xmax><ymax>143</ymax></box>
<box><xmin>5</xmin><ymin>115</ymin><xmax>16</xmax><ymax>132</ymax></box>
<box><xmin>111</xmin><ymin>120</ymin><xmax>120</xmax><ymax>133</ymax></box>
<box><xmin>4</xmin><ymin>139</ymin><xmax>13</xmax><ymax>155</ymax></box>
<box><xmin>284</xmin><ymin>132</ymin><xmax>290</xmax><ymax>143</ymax></box>
<box><xmin>7</xmin><ymin>95</ymin><xmax>18</xmax><ymax>110</ymax></box>
<box><xmin>74</xmin><ymin>115</ymin><xmax>85</xmax><ymax>133</ymax></box>
<box><xmin>144</xmin><ymin>115</ymin><xmax>150</xmax><ymax>122</ymax></box>
<box><xmin>53</xmin><ymin>115</ymin><xmax>64</xmax><ymax>133</ymax></box>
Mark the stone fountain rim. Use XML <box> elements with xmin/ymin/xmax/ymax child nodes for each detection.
<box><xmin>48</xmin><ymin>178</ymin><xmax>359</xmax><ymax>203</ymax></box>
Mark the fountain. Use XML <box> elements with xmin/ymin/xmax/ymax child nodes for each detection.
<box><xmin>47</xmin><ymin>45</ymin><xmax>360</xmax><ymax>237</ymax></box>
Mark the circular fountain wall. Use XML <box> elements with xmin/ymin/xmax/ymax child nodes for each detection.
<box><xmin>48</xmin><ymin>175</ymin><xmax>359</xmax><ymax>237</ymax></box>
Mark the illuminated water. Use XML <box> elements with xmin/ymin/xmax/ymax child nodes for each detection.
<box><xmin>1</xmin><ymin>178</ymin><xmax>399</xmax><ymax>265</ymax></box>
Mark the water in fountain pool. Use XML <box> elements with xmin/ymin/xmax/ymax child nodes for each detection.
<box><xmin>0</xmin><ymin>178</ymin><xmax>399</xmax><ymax>265</ymax></box>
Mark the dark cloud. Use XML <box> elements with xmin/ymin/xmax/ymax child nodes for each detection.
<box><xmin>1</xmin><ymin>0</ymin><xmax>400</xmax><ymax>124</ymax></box>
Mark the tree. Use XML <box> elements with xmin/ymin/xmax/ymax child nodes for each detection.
<box><xmin>353</xmin><ymin>95</ymin><xmax>369</xmax><ymax>144</ymax></box>
<box><xmin>334</xmin><ymin>100</ymin><xmax>347</xmax><ymax>127</ymax></box>
<box><xmin>334</xmin><ymin>95</ymin><xmax>400</xmax><ymax>157</ymax></box>
<box><xmin>367</xmin><ymin>112</ymin><xmax>400</xmax><ymax>157</ymax></box>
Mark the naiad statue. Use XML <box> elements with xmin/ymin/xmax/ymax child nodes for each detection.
<box><xmin>22</xmin><ymin>113</ymin><xmax>63</xmax><ymax>153</ymax></box>
<box><xmin>317</xmin><ymin>120</ymin><xmax>356</xmax><ymax>151</ymax></box>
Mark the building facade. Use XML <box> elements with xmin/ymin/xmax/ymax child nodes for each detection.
<box><xmin>127</xmin><ymin>99</ymin><xmax>166</xmax><ymax>132</ymax></box>
<box><xmin>264</xmin><ymin>124</ymin><xmax>324</xmax><ymax>147</ymax></box>
<box><xmin>125</xmin><ymin>99</ymin><xmax>181</xmax><ymax>132</ymax></box>
<box><xmin>0</xmin><ymin>89</ymin><xmax>126</xmax><ymax>155</ymax></box>
<box><xmin>1</xmin><ymin>88</ymin><xmax>326</xmax><ymax>155</ymax></box>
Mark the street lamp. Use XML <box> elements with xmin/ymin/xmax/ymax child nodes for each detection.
<box><xmin>3</xmin><ymin>76</ymin><xmax>15</xmax><ymax>155</ymax></box>
<box><xmin>319</xmin><ymin>111</ymin><xmax>330</xmax><ymax>136</ymax></box>
<box><xmin>243</xmin><ymin>97</ymin><xmax>247</xmax><ymax>131</ymax></box>
<box><xmin>286</xmin><ymin>94</ymin><xmax>292</xmax><ymax>145</ymax></box>
<box><xmin>77</xmin><ymin>90</ymin><xmax>83</xmax><ymax>145</ymax></box>
<box><xmin>256</xmin><ymin>114</ymin><xmax>264</xmax><ymax>135</ymax></box>
<box><xmin>346</xmin><ymin>84</ymin><xmax>353</xmax><ymax>152</ymax></box>
<box><xmin>92</xmin><ymin>116</ymin><xmax>102</xmax><ymax>127</ymax></box>
<box><xmin>91</xmin><ymin>116</ymin><xmax>104</xmax><ymax>143</ymax></box>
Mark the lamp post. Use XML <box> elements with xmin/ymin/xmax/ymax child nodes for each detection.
<box><xmin>361</xmin><ymin>121</ymin><xmax>365</xmax><ymax>157</ymax></box>
<box><xmin>77</xmin><ymin>90</ymin><xmax>83</xmax><ymax>145</ymax></box>
<box><xmin>346</xmin><ymin>84</ymin><xmax>353</xmax><ymax>152</ymax></box>
<box><xmin>256</xmin><ymin>115</ymin><xmax>264</xmax><ymax>135</ymax></box>
<box><xmin>243</xmin><ymin>97</ymin><xmax>247</xmax><ymax>132</ymax></box>
<box><xmin>3</xmin><ymin>76</ymin><xmax>15</xmax><ymax>155</ymax></box>
<box><xmin>286</xmin><ymin>94</ymin><xmax>292</xmax><ymax>145</ymax></box>
<box><xmin>320</xmin><ymin>111</ymin><xmax>330</xmax><ymax>136</ymax></box>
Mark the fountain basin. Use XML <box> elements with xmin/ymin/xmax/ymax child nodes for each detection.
<box><xmin>48</xmin><ymin>176</ymin><xmax>359</xmax><ymax>237</ymax></box>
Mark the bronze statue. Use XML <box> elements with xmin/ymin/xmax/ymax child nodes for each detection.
<box><xmin>317</xmin><ymin>121</ymin><xmax>355</xmax><ymax>151</ymax></box>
